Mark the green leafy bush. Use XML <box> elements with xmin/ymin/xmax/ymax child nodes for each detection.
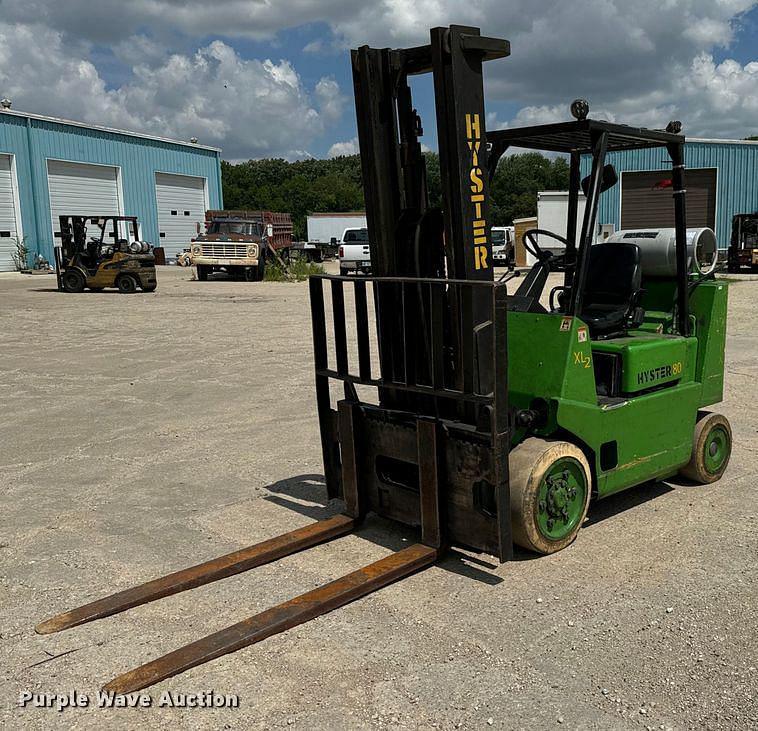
<box><xmin>264</xmin><ymin>258</ymin><xmax>325</xmax><ymax>282</ymax></box>
<box><xmin>11</xmin><ymin>236</ymin><xmax>29</xmax><ymax>271</ymax></box>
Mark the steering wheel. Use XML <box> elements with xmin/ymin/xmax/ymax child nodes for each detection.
<box><xmin>510</xmin><ymin>228</ymin><xmax>571</xmax><ymax>311</ymax></box>
<box><xmin>522</xmin><ymin>228</ymin><xmax>569</xmax><ymax>263</ymax></box>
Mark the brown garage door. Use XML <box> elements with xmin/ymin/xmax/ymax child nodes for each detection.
<box><xmin>621</xmin><ymin>168</ymin><xmax>716</xmax><ymax>230</ymax></box>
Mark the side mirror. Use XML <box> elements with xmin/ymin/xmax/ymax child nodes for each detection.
<box><xmin>330</xmin><ymin>237</ymin><xmax>337</xmax><ymax>246</ymax></box>
<box><xmin>196</xmin><ymin>222</ymin><xmax>201</xmax><ymax>234</ymax></box>
<box><xmin>581</xmin><ymin>164</ymin><xmax>618</xmax><ymax>196</ymax></box>
<box><xmin>266</xmin><ymin>224</ymin><xmax>274</xmax><ymax>238</ymax></box>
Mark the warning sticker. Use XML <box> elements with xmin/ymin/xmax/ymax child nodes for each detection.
<box><xmin>577</xmin><ymin>327</ymin><xmax>588</xmax><ymax>343</ymax></box>
<box><xmin>560</xmin><ymin>317</ymin><xmax>572</xmax><ymax>332</ymax></box>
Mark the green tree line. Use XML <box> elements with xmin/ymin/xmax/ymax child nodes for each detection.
<box><xmin>222</xmin><ymin>152</ymin><xmax>569</xmax><ymax>240</ymax></box>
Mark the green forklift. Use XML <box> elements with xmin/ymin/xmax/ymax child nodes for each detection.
<box><xmin>36</xmin><ymin>26</ymin><xmax>732</xmax><ymax>693</ymax></box>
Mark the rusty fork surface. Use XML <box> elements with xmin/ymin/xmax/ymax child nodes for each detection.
<box><xmin>36</xmin><ymin>514</ymin><xmax>356</xmax><ymax>635</ymax></box>
<box><xmin>104</xmin><ymin>543</ymin><xmax>438</xmax><ymax>694</ymax></box>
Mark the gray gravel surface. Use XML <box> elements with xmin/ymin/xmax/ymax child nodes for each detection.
<box><xmin>0</xmin><ymin>266</ymin><xmax>755</xmax><ymax>730</ymax></box>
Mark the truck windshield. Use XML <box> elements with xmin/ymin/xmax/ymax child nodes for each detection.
<box><xmin>208</xmin><ymin>222</ymin><xmax>260</xmax><ymax>236</ymax></box>
<box><xmin>343</xmin><ymin>228</ymin><xmax>369</xmax><ymax>243</ymax></box>
<box><xmin>491</xmin><ymin>230</ymin><xmax>506</xmax><ymax>246</ymax></box>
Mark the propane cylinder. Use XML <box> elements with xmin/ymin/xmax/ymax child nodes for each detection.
<box><xmin>606</xmin><ymin>227</ymin><xmax>718</xmax><ymax>277</ymax></box>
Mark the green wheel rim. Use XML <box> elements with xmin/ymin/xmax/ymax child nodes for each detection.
<box><xmin>704</xmin><ymin>425</ymin><xmax>729</xmax><ymax>474</ymax></box>
<box><xmin>535</xmin><ymin>457</ymin><xmax>588</xmax><ymax>542</ymax></box>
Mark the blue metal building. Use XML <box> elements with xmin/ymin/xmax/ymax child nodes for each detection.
<box><xmin>581</xmin><ymin>139</ymin><xmax>758</xmax><ymax>249</ymax></box>
<box><xmin>0</xmin><ymin>107</ymin><xmax>223</xmax><ymax>271</ymax></box>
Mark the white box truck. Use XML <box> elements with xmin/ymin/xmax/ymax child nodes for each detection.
<box><xmin>307</xmin><ymin>213</ymin><xmax>368</xmax><ymax>247</ymax></box>
<box><xmin>536</xmin><ymin>191</ymin><xmax>587</xmax><ymax>261</ymax></box>
<box><xmin>535</xmin><ymin>191</ymin><xmax>614</xmax><ymax>268</ymax></box>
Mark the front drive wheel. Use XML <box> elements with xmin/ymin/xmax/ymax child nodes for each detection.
<box><xmin>61</xmin><ymin>269</ymin><xmax>86</xmax><ymax>293</ymax></box>
<box><xmin>117</xmin><ymin>274</ymin><xmax>138</xmax><ymax>293</ymax></box>
<box><xmin>679</xmin><ymin>412</ymin><xmax>732</xmax><ymax>483</ymax></box>
<box><xmin>510</xmin><ymin>438</ymin><xmax>592</xmax><ymax>555</ymax></box>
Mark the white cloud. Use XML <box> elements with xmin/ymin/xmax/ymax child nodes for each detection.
<box><xmin>303</xmin><ymin>39</ymin><xmax>325</xmax><ymax>54</ymax></box>
<box><xmin>314</xmin><ymin>78</ymin><xmax>344</xmax><ymax>122</ymax></box>
<box><xmin>492</xmin><ymin>52</ymin><xmax>758</xmax><ymax>140</ymax></box>
<box><xmin>325</xmin><ymin>0</ymin><xmax>758</xmax><ymax>138</ymax></box>
<box><xmin>328</xmin><ymin>137</ymin><xmax>359</xmax><ymax>157</ymax></box>
<box><xmin>0</xmin><ymin>1</ymin><xmax>757</xmax><ymax>158</ymax></box>
<box><xmin>0</xmin><ymin>23</ymin><xmax>346</xmax><ymax>160</ymax></box>
<box><xmin>0</xmin><ymin>0</ymin><xmax>345</xmax><ymax>43</ymax></box>
<box><xmin>113</xmin><ymin>34</ymin><xmax>169</xmax><ymax>68</ymax></box>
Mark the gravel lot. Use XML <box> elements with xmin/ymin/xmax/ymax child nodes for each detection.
<box><xmin>1</xmin><ymin>265</ymin><xmax>756</xmax><ymax>730</ymax></box>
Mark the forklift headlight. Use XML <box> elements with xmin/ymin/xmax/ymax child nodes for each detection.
<box><xmin>140</xmin><ymin>241</ymin><xmax>151</xmax><ymax>253</ymax></box>
<box><xmin>247</xmin><ymin>245</ymin><xmax>258</xmax><ymax>258</ymax></box>
<box><xmin>128</xmin><ymin>241</ymin><xmax>142</xmax><ymax>253</ymax></box>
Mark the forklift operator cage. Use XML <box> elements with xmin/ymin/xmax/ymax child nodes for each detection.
<box><xmin>309</xmin><ymin>26</ymin><xmax>691</xmax><ymax>563</ymax></box>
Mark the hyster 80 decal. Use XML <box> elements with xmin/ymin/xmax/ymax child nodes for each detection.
<box><xmin>637</xmin><ymin>362</ymin><xmax>683</xmax><ymax>385</ymax></box>
<box><xmin>466</xmin><ymin>113</ymin><xmax>488</xmax><ymax>271</ymax></box>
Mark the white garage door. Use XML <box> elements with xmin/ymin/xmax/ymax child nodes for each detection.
<box><xmin>155</xmin><ymin>173</ymin><xmax>207</xmax><ymax>262</ymax></box>
<box><xmin>47</xmin><ymin>160</ymin><xmax>122</xmax><ymax>242</ymax></box>
<box><xmin>0</xmin><ymin>154</ymin><xmax>21</xmax><ymax>272</ymax></box>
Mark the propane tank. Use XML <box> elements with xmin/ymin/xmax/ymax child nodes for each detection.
<box><xmin>606</xmin><ymin>227</ymin><xmax>717</xmax><ymax>277</ymax></box>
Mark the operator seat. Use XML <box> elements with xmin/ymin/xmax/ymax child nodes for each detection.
<box><xmin>580</xmin><ymin>243</ymin><xmax>644</xmax><ymax>338</ymax></box>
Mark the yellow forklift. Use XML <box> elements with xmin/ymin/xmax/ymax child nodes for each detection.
<box><xmin>727</xmin><ymin>213</ymin><xmax>758</xmax><ymax>272</ymax></box>
<box><xmin>55</xmin><ymin>215</ymin><xmax>157</xmax><ymax>293</ymax></box>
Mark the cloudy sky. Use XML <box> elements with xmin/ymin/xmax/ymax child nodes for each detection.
<box><xmin>0</xmin><ymin>1</ymin><xmax>756</xmax><ymax>161</ymax></box>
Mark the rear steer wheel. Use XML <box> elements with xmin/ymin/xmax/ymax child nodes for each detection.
<box><xmin>61</xmin><ymin>269</ymin><xmax>86</xmax><ymax>293</ymax></box>
<box><xmin>679</xmin><ymin>412</ymin><xmax>732</xmax><ymax>483</ymax></box>
<box><xmin>509</xmin><ymin>438</ymin><xmax>592</xmax><ymax>555</ymax></box>
<box><xmin>117</xmin><ymin>274</ymin><xmax>139</xmax><ymax>294</ymax></box>
<box><xmin>196</xmin><ymin>265</ymin><xmax>210</xmax><ymax>281</ymax></box>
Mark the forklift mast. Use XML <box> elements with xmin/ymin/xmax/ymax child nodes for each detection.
<box><xmin>354</xmin><ymin>26</ymin><xmax>509</xmax><ymax>281</ymax></box>
<box><xmin>309</xmin><ymin>26</ymin><xmax>514</xmax><ymax>562</ymax></box>
<box><xmin>350</xmin><ymin>26</ymin><xmax>510</xmax><ymax>414</ymax></box>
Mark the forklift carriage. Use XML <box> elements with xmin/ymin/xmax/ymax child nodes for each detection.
<box><xmin>36</xmin><ymin>26</ymin><xmax>731</xmax><ymax>693</ymax></box>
